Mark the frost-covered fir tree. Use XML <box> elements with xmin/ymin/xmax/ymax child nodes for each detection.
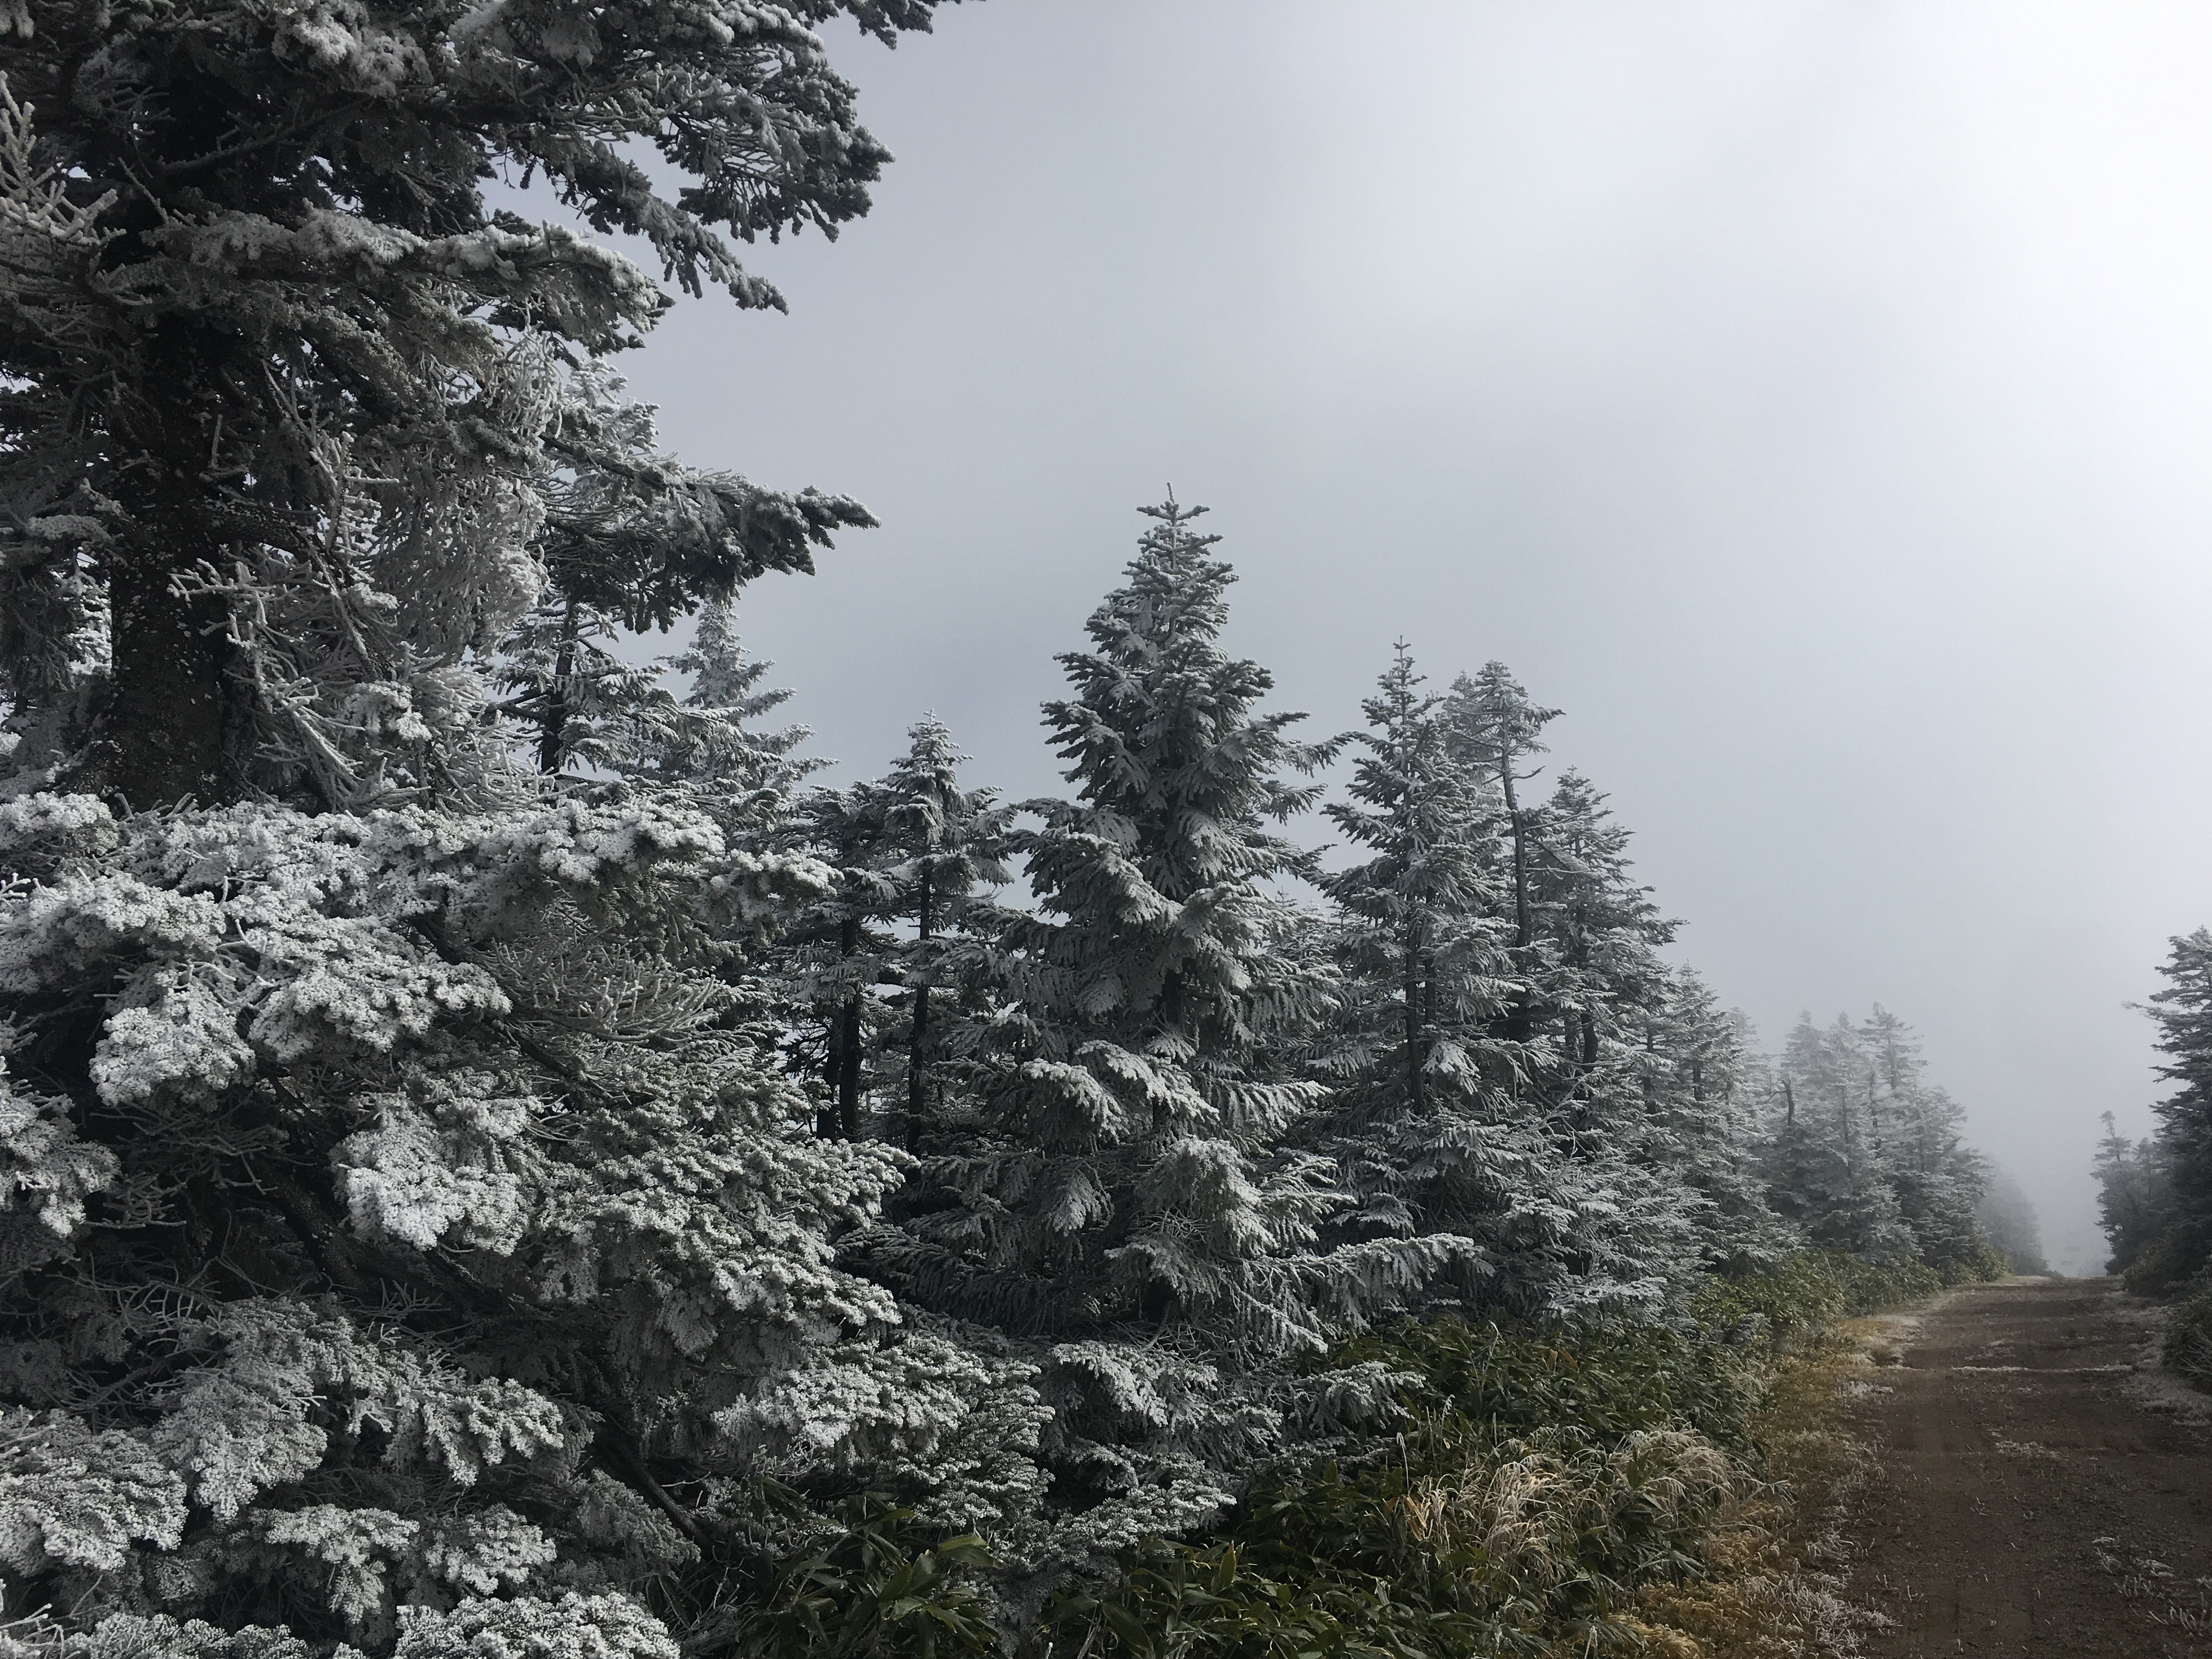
<box><xmin>1314</xmin><ymin>645</ymin><xmax>1519</xmax><ymax>1286</ymax></box>
<box><xmin>1317</xmin><ymin>665</ymin><xmax>1722</xmax><ymax>1316</ymax></box>
<box><xmin>641</xmin><ymin>599</ymin><xmax>825</xmax><ymax>807</ymax></box>
<box><xmin>853</xmin><ymin>501</ymin><xmax>1412</xmax><ymax>1581</ymax></box>
<box><xmin>1858</xmin><ymin>1007</ymin><xmax>1984</xmax><ymax>1270</ymax></box>
<box><xmin>868</xmin><ymin>718</ymin><xmax>1017</xmax><ymax>1153</ymax></box>
<box><xmin>1755</xmin><ymin>1008</ymin><xmax>1988</xmax><ymax>1271</ymax></box>
<box><xmin>1525</xmin><ymin>771</ymin><xmax>1676</xmax><ymax>1087</ymax></box>
<box><xmin>1491</xmin><ymin>769</ymin><xmax>1703</xmax><ymax>1310</ymax></box>
<box><xmin>0</xmin><ymin>3</ymin><xmax>1030</xmax><ymax>1652</ymax></box>
<box><xmin>782</xmin><ymin>719</ymin><xmax>1014</xmax><ymax>1148</ymax></box>
<box><xmin>499</xmin><ymin>377</ymin><xmax>865</xmax><ymax>782</ymax></box>
<box><xmin>788</xmin><ymin>782</ymin><xmax>903</xmax><ymax>1141</ymax></box>
<box><xmin>1318</xmin><ymin>646</ymin><xmax>1510</xmax><ymax>1135</ymax></box>
<box><xmin>0</xmin><ymin>0</ymin><xmax>912</xmax><ymax>806</ymax></box>
<box><xmin>1645</xmin><ymin>974</ymin><xmax>1792</xmax><ymax>1270</ymax></box>
<box><xmin>1311</xmin><ymin>646</ymin><xmax>1603</xmax><ymax>1314</ymax></box>
<box><xmin>1763</xmin><ymin>1015</ymin><xmax>1915</xmax><ymax>1258</ymax></box>
<box><xmin>1444</xmin><ymin>663</ymin><xmax>1560</xmax><ymax>1045</ymax></box>
<box><xmin>2093</xmin><ymin>1110</ymin><xmax>2172</xmax><ymax>1278</ymax></box>
<box><xmin>2125</xmin><ymin>929</ymin><xmax>2212</xmax><ymax>1285</ymax></box>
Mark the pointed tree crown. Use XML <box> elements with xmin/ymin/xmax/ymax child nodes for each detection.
<box><xmin>1038</xmin><ymin>496</ymin><xmax>1326</xmax><ymax>905</ymax></box>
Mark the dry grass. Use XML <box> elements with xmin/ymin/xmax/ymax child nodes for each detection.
<box><xmin>1627</xmin><ymin>1320</ymin><xmax>1901</xmax><ymax>1659</ymax></box>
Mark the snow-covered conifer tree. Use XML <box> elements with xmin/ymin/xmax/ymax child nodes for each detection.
<box><xmin>1763</xmin><ymin>1015</ymin><xmax>1915</xmax><ymax>1258</ymax></box>
<box><xmin>1310</xmin><ymin>646</ymin><xmax>1550</xmax><ymax>1309</ymax></box>
<box><xmin>1444</xmin><ymin>664</ymin><xmax>1560</xmax><ymax>1045</ymax></box>
<box><xmin>1319</xmin><ymin>646</ymin><xmax>1509</xmax><ymax>1134</ymax></box>
<box><xmin>2123</xmin><ymin>930</ymin><xmax>2212</xmax><ymax>1284</ymax></box>
<box><xmin>1859</xmin><ymin>1007</ymin><xmax>1985</xmax><ymax>1269</ymax></box>
<box><xmin>1484</xmin><ymin>769</ymin><xmax>1702</xmax><ymax>1309</ymax></box>
<box><xmin>788</xmin><ymin>784</ymin><xmax>891</xmax><ymax>1140</ymax></box>
<box><xmin>868</xmin><ymin>718</ymin><xmax>1016</xmax><ymax>1153</ymax></box>
<box><xmin>1755</xmin><ymin>1008</ymin><xmax>1987</xmax><ymax>1269</ymax></box>
<box><xmin>499</xmin><ymin>377</ymin><xmax>865</xmax><ymax>783</ymax></box>
<box><xmin>2093</xmin><ymin>1110</ymin><xmax>2172</xmax><ymax>1277</ymax></box>
<box><xmin>1645</xmin><ymin>974</ymin><xmax>1792</xmax><ymax>1269</ymax></box>
<box><xmin>644</xmin><ymin>599</ymin><xmax>826</xmax><ymax>806</ymax></box>
<box><xmin>782</xmin><ymin>719</ymin><xmax>1014</xmax><ymax>1147</ymax></box>
<box><xmin>853</xmin><ymin>501</ymin><xmax>1409</xmax><ymax>1580</ymax></box>
<box><xmin>0</xmin><ymin>4</ymin><xmax>1019</xmax><ymax>1651</ymax></box>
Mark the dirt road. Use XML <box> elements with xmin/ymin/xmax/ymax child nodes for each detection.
<box><xmin>1841</xmin><ymin>1278</ymin><xmax>2212</xmax><ymax>1656</ymax></box>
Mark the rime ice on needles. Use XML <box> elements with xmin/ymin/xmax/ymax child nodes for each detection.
<box><xmin>0</xmin><ymin>0</ymin><xmax>951</xmax><ymax>1648</ymax></box>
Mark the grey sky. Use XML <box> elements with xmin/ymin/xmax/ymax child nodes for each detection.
<box><xmin>605</xmin><ymin>2</ymin><xmax>2212</xmax><ymax>1272</ymax></box>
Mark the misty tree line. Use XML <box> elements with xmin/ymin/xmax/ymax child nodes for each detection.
<box><xmin>0</xmin><ymin>1</ymin><xmax>2010</xmax><ymax>1653</ymax></box>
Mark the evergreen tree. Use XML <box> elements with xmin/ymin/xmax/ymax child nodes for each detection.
<box><xmin>1314</xmin><ymin>645</ymin><xmax>1515</xmax><ymax>1264</ymax></box>
<box><xmin>2137</xmin><ymin>929</ymin><xmax>2212</xmax><ymax>1283</ymax></box>
<box><xmin>870</xmin><ymin>718</ymin><xmax>1017</xmax><ymax>1153</ymax></box>
<box><xmin>2092</xmin><ymin>1111</ymin><xmax>2172</xmax><ymax>1277</ymax></box>
<box><xmin>781</xmin><ymin>722</ymin><xmax>1012</xmax><ymax>1147</ymax></box>
<box><xmin>1977</xmin><ymin>1166</ymin><xmax>2048</xmax><ymax>1276</ymax></box>
<box><xmin>498</xmin><ymin>377</ymin><xmax>866</xmax><ymax>785</ymax></box>
<box><xmin>0</xmin><ymin>5</ymin><xmax>980</xmax><ymax>1651</ymax></box>
<box><xmin>790</xmin><ymin>782</ymin><xmax>901</xmax><ymax>1141</ymax></box>
<box><xmin>1318</xmin><ymin>664</ymin><xmax>1728</xmax><ymax>1317</ymax></box>
<box><xmin>1313</xmin><ymin>652</ymin><xmax>1685</xmax><ymax>1316</ymax></box>
<box><xmin>1497</xmin><ymin>769</ymin><xmax>1703</xmax><ymax>1310</ymax></box>
<box><xmin>0</xmin><ymin>0</ymin><xmax>926</xmax><ymax>806</ymax></box>
<box><xmin>1443</xmin><ymin>664</ymin><xmax>1559</xmax><ymax>1044</ymax></box>
<box><xmin>1763</xmin><ymin>1015</ymin><xmax>1914</xmax><ymax>1257</ymax></box>
<box><xmin>854</xmin><ymin>501</ymin><xmax>1410</xmax><ymax>1575</ymax></box>
<box><xmin>623</xmin><ymin>597</ymin><xmax>826</xmax><ymax>809</ymax></box>
<box><xmin>1527</xmin><ymin>771</ymin><xmax>1674</xmax><ymax>1082</ymax></box>
<box><xmin>1647</xmin><ymin>974</ymin><xmax>1791</xmax><ymax>1269</ymax></box>
<box><xmin>1754</xmin><ymin>1007</ymin><xmax>1987</xmax><ymax>1269</ymax></box>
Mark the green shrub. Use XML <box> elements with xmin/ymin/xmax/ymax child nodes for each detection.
<box><xmin>1935</xmin><ymin>1244</ymin><xmax>2012</xmax><ymax>1286</ymax></box>
<box><xmin>1685</xmin><ymin>1250</ymin><xmax>1945</xmax><ymax>1356</ymax></box>
<box><xmin>1049</xmin><ymin>1251</ymin><xmax>1950</xmax><ymax>1659</ymax></box>
<box><xmin>737</xmin><ymin>1497</ymin><xmax>1000</xmax><ymax>1659</ymax></box>
<box><xmin>1337</xmin><ymin>1315</ymin><xmax>1761</xmax><ymax>1452</ymax></box>
<box><xmin>2164</xmin><ymin>1284</ymin><xmax>2212</xmax><ymax>1393</ymax></box>
<box><xmin>2125</xmin><ymin>1228</ymin><xmax>2208</xmax><ymax>1298</ymax></box>
<box><xmin>1035</xmin><ymin>1256</ymin><xmax>1955</xmax><ymax>1659</ymax></box>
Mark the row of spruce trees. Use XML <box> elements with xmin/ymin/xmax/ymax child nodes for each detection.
<box><xmin>0</xmin><ymin>2</ymin><xmax>2000</xmax><ymax>1654</ymax></box>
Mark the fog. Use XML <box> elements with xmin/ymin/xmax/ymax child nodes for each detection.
<box><xmin>603</xmin><ymin>2</ymin><xmax>2212</xmax><ymax>1274</ymax></box>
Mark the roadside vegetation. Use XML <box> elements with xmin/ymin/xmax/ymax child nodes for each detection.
<box><xmin>2095</xmin><ymin>932</ymin><xmax>2212</xmax><ymax>1392</ymax></box>
<box><xmin>736</xmin><ymin>1251</ymin><xmax>1997</xmax><ymax>1659</ymax></box>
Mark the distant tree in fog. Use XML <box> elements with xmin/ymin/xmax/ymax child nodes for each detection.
<box><xmin>1976</xmin><ymin>1167</ymin><xmax>2049</xmax><ymax>1275</ymax></box>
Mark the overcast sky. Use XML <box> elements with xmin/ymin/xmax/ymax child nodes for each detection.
<box><xmin>602</xmin><ymin>1</ymin><xmax>2212</xmax><ymax>1272</ymax></box>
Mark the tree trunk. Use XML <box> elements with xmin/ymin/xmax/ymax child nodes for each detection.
<box><xmin>87</xmin><ymin>504</ymin><xmax>233</xmax><ymax>810</ymax></box>
<box><xmin>838</xmin><ymin>988</ymin><xmax>862</xmax><ymax>1140</ymax></box>
<box><xmin>538</xmin><ymin>599</ymin><xmax>580</xmax><ymax>775</ymax></box>
<box><xmin>1403</xmin><ymin>919</ymin><xmax>1425</xmax><ymax>1115</ymax></box>
<box><xmin>836</xmin><ymin>913</ymin><xmax>863</xmax><ymax>1140</ymax></box>
<box><xmin>906</xmin><ymin>865</ymin><xmax>932</xmax><ymax>1154</ymax></box>
<box><xmin>78</xmin><ymin>320</ymin><xmax>241</xmax><ymax>810</ymax></box>
<box><xmin>1499</xmin><ymin>750</ymin><xmax>1535</xmax><ymax>1042</ymax></box>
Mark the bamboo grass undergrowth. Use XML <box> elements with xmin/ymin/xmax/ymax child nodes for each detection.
<box><xmin>1040</xmin><ymin>1250</ymin><xmax>1995</xmax><ymax>1659</ymax></box>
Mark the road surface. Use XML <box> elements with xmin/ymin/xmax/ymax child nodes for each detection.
<box><xmin>1842</xmin><ymin>1277</ymin><xmax>2212</xmax><ymax>1656</ymax></box>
